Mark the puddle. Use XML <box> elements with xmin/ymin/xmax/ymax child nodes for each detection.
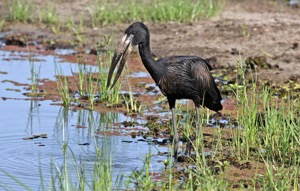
<box><xmin>0</xmin><ymin>100</ymin><xmax>168</xmax><ymax>189</ymax></box>
<box><xmin>0</xmin><ymin>49</ymin><xmax>234</xmax><ymax>189</ymax></box>
<box><xmin>0</xmin><ymin>50</ymin><xmax>168</xmax><ymax>190</ymax></box>
<box><xmin>0</xmin><ymin>50</ymin><xmax>98</xmax><ymax>98</ymax></box>
<box><xmin>54</xmin><ymin>48</ymin><xmax>76</xmax><ymax>55</ymax></box>
<box><xmin>128</xmin><ymin>71</ymin><xmax>149</xmax><ymax>78</ymax></box>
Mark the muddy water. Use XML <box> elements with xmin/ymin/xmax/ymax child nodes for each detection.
<box><xmin>0</xmin><ymin>50</ymin><xmax>168</xmax><ymax>189</ymax></box>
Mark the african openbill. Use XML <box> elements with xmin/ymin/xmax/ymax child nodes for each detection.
<box><xmin>107</xmin><ymin>22</ymin><xmax>222</xmax><ymax>158</ymax></box>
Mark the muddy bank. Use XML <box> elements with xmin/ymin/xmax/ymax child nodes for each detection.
<box><xmin>1</xmin><ymin>1</ymin><xmax>300</xmax><ymax>189</ymax></box>
<box><xmin>1</xmin><ymin>1</ymin><xmax>299</xmax><ymax>83</ymax></box>
<box><xmin>1</xmin><ymin>1</ymin><xmax>300</xmax><ymax>83</ymax></box>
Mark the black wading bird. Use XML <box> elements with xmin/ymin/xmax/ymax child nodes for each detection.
<box><xmin>107</xmin><ymin>22</ymin><xmax>222</xmax><ymax>158</ymax></box>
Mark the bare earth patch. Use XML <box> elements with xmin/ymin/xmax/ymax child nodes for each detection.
<box><xmin>1</xmin><ymin>1</ymin><xmax>299</xmax><ymax>82</ymax></box>
<box><xmin>1</xmin><ymin>0</ymin><xmax>300</xmax><ymax>189</ymax></box>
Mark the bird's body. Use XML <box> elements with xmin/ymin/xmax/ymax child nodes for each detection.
<box><xmin>155</xmin><ymin>56</ymin><xmax>222</xmax><ymax>111</ymax></box>
<box><xmin>107</xmin><ymin>22</ymin><xmax>222</xmax><ymax>158</ymax></box>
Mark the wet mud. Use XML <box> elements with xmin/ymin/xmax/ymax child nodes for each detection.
<box><xmin>1</xmin><ymin>0</ymin><xmax>300</xmax><ymax>189</ymax></box>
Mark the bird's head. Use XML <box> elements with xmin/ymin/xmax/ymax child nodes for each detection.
<box><xmin>106</xmin><ymin>22</ymin><xmax>149</xmax><ymax>89</ymax></box>
<box><xmin>125</xmin><ymin>22</ymin><xmax>149</xmax><ymax>46</ymax></box>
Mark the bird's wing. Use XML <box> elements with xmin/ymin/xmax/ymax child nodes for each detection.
<box><xmin>157</xmin><ymin>57</ymin><xmax>196</xmax><ymax>96</ymax></box>
<box><xmin>158</xmin><ymin>56</ymin><xmax>213</xmax><ymax>70</ymax></box>
<box><xmin>190</xmin><ymin>59</ymin><xmax>222</xmax><ymax>102</ymax></box>
<box><xmin>157</xmin><ymin>56</ymin><xmax>213</xmax><ymax>97</ymax></box>
<box><xmin>157</xmin><ymin>56</ymin><xmax>222</xmax><ymax>110</ymax></box>
<box><xmin>159</xmin><ymin>56</ymin><xmax>215</xmax><ymax>93</ymax></box>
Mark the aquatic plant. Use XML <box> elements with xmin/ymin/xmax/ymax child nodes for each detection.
<box><xmin>122</xmin><ymin>77</ymin><xmax>142</xmax><ymax>114</ymax></box>
<box><xmin>86</xmin><ymin>70</ymin><xmax>99</xmax><ymax>110</ymax></box>
<box><xmin>55</xmin><ymin>62</ymin><xmax>71</xmax><ymax>106</ymax></box>
<box><xmin>29</xmin><ymin>56</ymin><xmax>41</xmax><ymax>95</ymax></box>
<box><xmin>48</xmin><ymin>107</ymin><xmax>116</xmax><ymax>190</ymax></box>
<box><xmin>97</xmin><ymin>36</ymin><xmax>121</xmax><ymax>104</ymax></box>
<box><xmin>151</xmin><ymin>56</ymin><xmax>300</xmax><ymax>190</ymax></box>
<box><xmin>71</xmin><ymin>63</ymin><xmax>86</xmax><ymax>96</ymax></box>
<box><xmin>127</xmin><ymin>154</ymin><xmax>156</xmax><ymax>190</ymax></box>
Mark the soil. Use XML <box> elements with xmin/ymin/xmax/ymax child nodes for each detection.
<box><xmin>1</xmin><ymin>0</ymin><xmax>300</xmax><ymax>189</ymax></box>
<box><xmin>1</xmin><ymin>0</ymin><xmax>299</xmax><ymax>82</ymax></box>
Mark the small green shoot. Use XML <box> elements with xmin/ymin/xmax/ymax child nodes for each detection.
<box><xmin>29</xmin><ymin>56</ymin><xmax>41</xmax><ymax>95</ymax></box>
<box><xmin>96</xmin><ymin>35</ymin><xmax>121</xmax><ymax>104</ymax></box>
<box><xmin>86</xmin><ymin>70</ymin><xmax>99</xmax><ymax>110</ymax></box>
<box><xmin>55</xmin><ymin>62</ymin><xmax>71</xmax><ymax>106</ymax></box>
<box><xmin>51</xmin><ymin>20</ymin><xmax>62</xmax><ymax>34</ymax></box>
<box><xmin>0</xmin><ymin>19</ymin><xmax>5</xmax><ymax>31</ymax></box>
<box><xmin>127</xmin><ymin>154</ymin><xmax>156</xmax><ymax>190</ymax></box>
<box><xmin>38</xmin><ymin>6</ymin><xmax>58</xmax><ymax>25</ymax></box>
<box><xmin>71</xmin><ymin>63</ymin><xmax>86</xmax><ymax>96</ymax></box>
<box><xmin>5</xmin><ymin>0</ymin><xmax>33</xmax><ymax>22</ymax></box>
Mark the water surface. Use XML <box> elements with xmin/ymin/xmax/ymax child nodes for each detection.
<box><xmin>0</xmin><ymin>50</ymin><xmax>168</xmax><ymax>190</ymax></box>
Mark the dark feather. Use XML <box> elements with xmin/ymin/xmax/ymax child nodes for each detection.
<box><xmin>108</xmin><ymin>22</ymin><xmax>223</xmax><ymax>158</ymax></box>
<box><xmin>157</xmin><ymin>56</ymin><xmax>222</xmax><ymax>111</ymax></box>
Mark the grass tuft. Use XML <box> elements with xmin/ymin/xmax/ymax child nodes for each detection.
<box><xmin>5</xmin><ymin>0</ymin><xmax>33</xmax><ymax>22</ymax></box>
<box><xmin>89</xmin><ymin>0</ymin><xmax>223</xmax><ymax>25</ymax></box>
<box><xmin>55</xmin><ymin>62</ymin><xmax>71</xmax><ymax>106</ymax></box>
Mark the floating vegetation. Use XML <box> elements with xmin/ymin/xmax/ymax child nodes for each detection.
<box><xmin>23</xmin><ymin>133</ymin><xmax>48</xmax><ymax>140</ymax></box>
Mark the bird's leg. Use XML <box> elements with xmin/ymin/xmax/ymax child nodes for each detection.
<box><xmin>171</xmin><ymin>107</ymin><xmax>179</xmax><ymax>159</ymax></box>
<box><xmin>168</xmin><ymin>98</ymin><xmax>179</xmax><ymax>159</ymax></box>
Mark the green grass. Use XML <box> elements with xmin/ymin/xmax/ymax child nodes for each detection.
<box><xmin>55</xmin><ymin>62</ymin><xmax>71</xmax><ymax>106</ymax></box>
<box><xmin>127</xmin><ymin>154</ymin><xmax>157</xmax><ymax>190</ymax></box>
<box><xmin>38</xmin><ymin>5</ymin><xmax>58</xmax><ymax>25</ymax></box>
<box><xmin>49</xmin><ymin>108</ymin><xmax>119</xmax><ymax>190</ymax></box>
<box><xmin>231</xmin><ymin>58</ymin><xmax>300</xmax><ymax>165</ymax></box>
<box><xmin>86</xmin><ymin>71</ymin><xmax>99</xmax><ymax>110</ymax></box>
<box><xmin>72</xmin><ymin>59</ymin><xmax>100</xmax><ymax>110</ymax></box>
<box><xmin>0</xmin><ymin>19</ymin><xmax>5</xmax><ymax>31</ymax></box>
<box><xmin>3</xmin><ymin>64</ymin><xmax>300</xmax><ymax>189</ymax></box>
<box><xmin>53</xmin><ymin>35</ymin><xmax>121</xmax><ymax>108</ymax></box>
<box><xmin>51</xmin><ymin>20</ymin><xmax>62</xmax><ymax>34</ymax></box>
<box><xmin>29</xmin><ymin>57</ymin><xmax>40</xmax><ymax>93</ymax></box>
<box><xmin>72</xmin><ymin>64</ymin><xmax>86</xmax><ymax>96</ymax></box>
<box><xmin>121</xmin><ymin>67</ymin><xmax>142</xmax><ymax>114</ymax></box>
<box><xmin>5</xmin><ymin>0</ymin><xmax>33</xmax><ymax>22</ymax></box>
<box><xmin>154</xmin><ymin>57</ymin><xmax>300</xmax><ymax>190</ymax></box>
<box><xmin>2</xmin><ymin>0</ymin><xmax>223</xmax><ymax>30</ymax></box>
<box><xmin>2</xmin><ymin>35</ymin><xmax>300</xmax><ymax>189</ymax></box>
<box><xmin>89</xmin><ymin>0</ymin><xmax>223</xmax><ymax>25</ymax></box>
<box><xmin>97</xmin><ymin>36</ymin><xmax>122</xmax><ymax>104</ymax></box>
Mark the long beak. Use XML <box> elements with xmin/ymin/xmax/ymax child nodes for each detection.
<box><xmin>106</xmin><ymin>34</ymin><xmax>133</xmax><ymax>89</ymax></box>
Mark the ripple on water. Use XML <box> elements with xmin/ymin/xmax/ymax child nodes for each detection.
<box><xmin>128</xmin><ymin>71</ymin><xmax>149</xmax><ymax>78</ymax></box>
<box><xmin>0</xmin><ymin>99</ymin><xmax>168</xmax><ymax>189</ymax></box>
<box><xmin>0</xmin><ymin>50</ymin><xmax>168</xmax><ymax>190</ymax></box>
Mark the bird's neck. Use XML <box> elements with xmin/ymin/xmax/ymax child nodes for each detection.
<box><xmin>138</xmin><ymin>42</ymin><xmax>163</xmax><ymax>83</ymax></box>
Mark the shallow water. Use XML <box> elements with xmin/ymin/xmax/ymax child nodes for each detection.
<box><xmin>0</xmin><ymin>50</ymin><xmax>168</xmax><ymax>190</ymax></box>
